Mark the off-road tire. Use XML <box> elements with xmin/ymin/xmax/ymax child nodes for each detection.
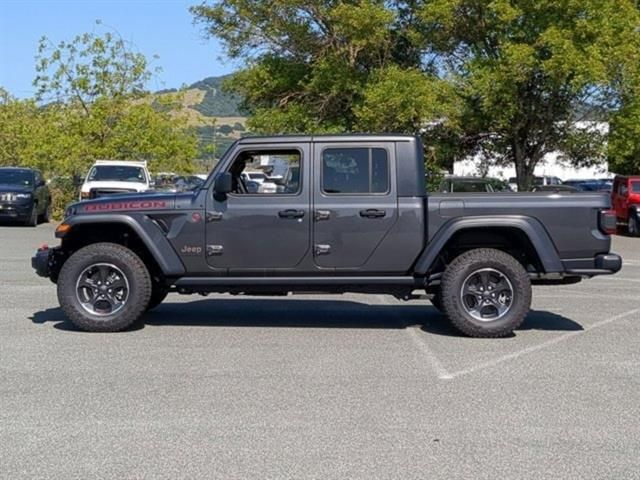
<box><xmin>628</xmin><ymin>213</ymin><xmax>639</xmax><ymax>237</ymax></box>
<box><xmin>40</xmin><ymin>203</ymin><xmax>51</xmax><ymax>223</ymax></box>
<box><xmin>429</xmin><ymin>289</ymin><xmax>444</xmax><ymax>313</ymax></box>
<box><xmin>147</xmin><ymin>285</ymin><xmax>169</xmax><ymax>311</ymax></box>
<box><xmin>57</xmin><ymin>243</ymin><xmax>152</xmax><ymax>332</ymax></box>
<box><xmin>440</xmin><ymin>248</ymin><xmax>531</xmax><ymax>338</ymax></box>
<box><xmin>25</xmin><ymin>204</ymin><xmax>38</xmax><ymax>227</ymax></box>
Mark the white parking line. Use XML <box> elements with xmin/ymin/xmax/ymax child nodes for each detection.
<box><xmin>598</xmin><ymin>277</ymin><xmax>640</xmax><ymax>283</ymax></box>
<box><xmin>407</xmin><ymin>327</ymin><xmax>453</xmax><ymax>379</ymax></box>
<box><xmin>442</xmin><ymin>307</ymin><xmax>640</xmax><ymax>380</ymax></box>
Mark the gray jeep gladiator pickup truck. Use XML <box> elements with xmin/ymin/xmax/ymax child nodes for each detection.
<box><xmin>32</xmin><ymin>135</ymin><xmax>622</xmax><ymax>337</ymax></box>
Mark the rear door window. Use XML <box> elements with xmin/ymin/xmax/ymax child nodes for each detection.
<box><xmin>322</xmin><ymin>147</ymin><xmax>389</xmax><ymax>194</ymax></box>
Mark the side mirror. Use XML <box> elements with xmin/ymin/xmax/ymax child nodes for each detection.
<box><xmin>214</xmin><ymin>172</ymin><xmax>233</xmax><ymax>195</ymax></box>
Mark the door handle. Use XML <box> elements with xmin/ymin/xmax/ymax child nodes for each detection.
<box><xmin>359</xmin><ymin>209</ymin><xmax>386</xmax><ymax>218</ymax></box>
<box><xmin>314</xmin><ymin>244</ymin><xmax>331</xmax><ymax>256</ymax></box>
<box><xmin>278</xmin><ymin>209</ymin><xmax>305</xmax><ymax>219</ymax></box>
<box><xmin>314</xmin><ymin>209</ymin><xmax>331</xmax><ymax>221</ymax></box>
<box><xmin>206</xmin><ymin>212</ymin><xmax>223</xmax><ymax>222</ymax></box>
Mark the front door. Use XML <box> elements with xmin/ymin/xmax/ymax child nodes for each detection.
<box><xmin>312</xmin><ymin>142</ymin><xmax>398</xmax><ymax>269</ymax></box>
<box><xmin>205</xmin><ymin>143</ymin><xmax>311</xmax><ymax>272</ymax></box>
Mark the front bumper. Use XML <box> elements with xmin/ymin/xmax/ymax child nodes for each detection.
<box><xmin>563</xmin><ymin>253</ymin><xmax>623</xmax><ymax>277</ymax></box>
<box><xmin>32</xmin><ymin>247</ymin><xmax>52</xmax><ymax>277</ymax></box>
<box><xmin>31</xmin><ymin>246</ymin><xmax>65</xmax><ymax>282</ymax></box>
<box><xmin>0</xmin><ymin>202</ymin><xmax>32</xmax><ymax>219</ymax></box>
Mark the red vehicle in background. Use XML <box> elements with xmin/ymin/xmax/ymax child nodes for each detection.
<box><xmin>612</xmin><ymin>175</ymin><xmax>640</xmax><ymax>236</ymax></box>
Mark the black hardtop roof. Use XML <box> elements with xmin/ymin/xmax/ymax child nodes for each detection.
<box><xmin>236</xmin><ymin>134</ymin><xmax>419</xmax><ymax>144</ymax></box>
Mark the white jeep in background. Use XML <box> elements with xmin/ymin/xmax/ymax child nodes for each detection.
<box><xmin>80</xmin><ymin>160</ymin><xmax>152</xmax><ymax>200</ymax></box>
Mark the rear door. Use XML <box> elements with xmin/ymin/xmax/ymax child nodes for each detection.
<box><xmin>312</xmin><ymin>142</ymin><xmax>398</xmax><ymax>269</ymax></box>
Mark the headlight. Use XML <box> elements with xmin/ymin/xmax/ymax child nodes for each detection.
<box><xmin>15</xmin><ymin>193</ymin><xmax>32</xmax><ymax>199</ymax></box>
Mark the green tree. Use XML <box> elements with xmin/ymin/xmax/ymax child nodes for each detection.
<box><xmin>32</xmin><ymin>27</ymin><xmax>197</xmax><ymax>175</ymax></box>
<box><xmin>0</xmin><ymin>27</ymin><xmax>199</xmax><ymax>218</ymax></box>
<box><xmin>193</xmin><ymin>0</ymin><xmax>640</xmax><ymax>189</ymax></box>
<box><xmin>419</xmin><ymin>0</ymin><xmax>640</xmax><ymax>189</ymax></box>
<box><xmin>607</xmin><ymin>56</ymin><xmax>640</xmax><ymax>175</ymax></box>
<box><xmin>191</xmin><ymin>1</ymin><xmax>453</xmax><ymax>138</ymax></box>
<box><xmin>609</xmin><ymin>99</ymin><xmax>640</xmax><ymax>175</ymax></box>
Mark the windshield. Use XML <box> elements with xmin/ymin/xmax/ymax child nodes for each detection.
<box><xmin>88</xmin><ymin>165</ymin><xmax>146</xmax><ymax>183</ymax></box>
<box><xmin>0</xmin><ymin>170</ymin><xmax>33</xmax><ymax>186</ymax></box>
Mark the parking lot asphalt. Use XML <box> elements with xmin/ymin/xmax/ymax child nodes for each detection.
<box><xmin>1</xmin><ymin>223</ymin><xmax>638</xmax><ymax>480</ymax></box>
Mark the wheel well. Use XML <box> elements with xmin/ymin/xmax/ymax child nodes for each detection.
<box><xmin>59</xmin><ymin>223</ymin><xmax>164</xmax><ymax>281</ymax></box>
<box><xmin>433</xmin><ymin>227</ymin><xmax>543</xmax><ymax>274</ymax></box>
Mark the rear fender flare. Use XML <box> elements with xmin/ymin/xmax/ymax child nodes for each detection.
<box><xmin>62</xmin><ymin>214</ymin><xmax>186</xmax><ymax>276</ymax></box>
<box><xmin>414</xmin><ymin>216</ymin><xmax>563</xmax><ymax>275</ymax></box>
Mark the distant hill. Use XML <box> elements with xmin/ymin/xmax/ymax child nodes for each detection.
<box><xmin>188</xmin><ymin>75</ymin><xmax>243</xmax><ymax>117</ymax></box>
<box><xmin>154</xmin><ymin>74</ymin><xmax>247</xmax><ymax>161</ymax></box>
<box><xmin>155</xmin><ymin>74</ymin><xmax>243</xmax><ymax>118</ymax></box>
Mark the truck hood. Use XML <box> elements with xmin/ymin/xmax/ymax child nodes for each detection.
<box><xmin>70</xmin><ymin>191</ymin><xmax>181</xmax><ymax>215</ymax></box>
<box><xmin>80</xmin><ymin>181</ymin><xmax>148</xmax><ymax>192</ymax></box>
<box><xmin>0</xmin><ymin>183</ymin><xmax>33</xmax><ymax>194</ymax></box>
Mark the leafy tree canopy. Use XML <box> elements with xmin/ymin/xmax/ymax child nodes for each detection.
<box><xmin>0</xmin><ymin>25</ymin><xmax>198</xmax><ymax>217</ymax></box>
<box><xmin>192</xmin><ymin>0</ymin><xmax>640</xmax><ymax>188</ymax></box>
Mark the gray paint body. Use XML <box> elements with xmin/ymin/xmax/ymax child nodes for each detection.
<box><xmin>54</xmin><ymin>135</ymin><xmax>620</xmax><ymax>291</ymax></box>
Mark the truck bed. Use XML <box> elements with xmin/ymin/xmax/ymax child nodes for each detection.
<box><xmin>426</xmin><ymin>191</ymin><xmax>612</xmax><ymax>262</ymax></box>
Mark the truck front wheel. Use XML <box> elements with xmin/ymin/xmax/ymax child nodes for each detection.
<box><xmin>147</xmin><ymin>284</ymin><xmax>169</xmax><ymax>311</ymax></box>
<box><xmin>57</xmin><ymin>243</ymin><xmax>152</xmax><ymax>332</ymax></box>
<box><xmin>440</xmin><ymin>248</ymin><xmax>531</xmax><ymax>338</ymax></box>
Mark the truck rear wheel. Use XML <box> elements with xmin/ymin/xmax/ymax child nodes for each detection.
<box><xmin>440</xmin><ymin>248</ymin><xmax>531</xmax><ymax>338</ymax></box>
<box><xmin>628</xmin><ymin>213</ymin><xmax>639</xmax><ymax>237</ymax></box>
<box><xmin>57</xmin><ymin>243</ymin><xmax>152</xmax><ymax>332</ymax></box>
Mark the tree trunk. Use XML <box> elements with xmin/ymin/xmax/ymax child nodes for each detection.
<box><xmin>513</xmin><ymin>150</ymin><xmax>537</xmax><ymax>192</ymax></box>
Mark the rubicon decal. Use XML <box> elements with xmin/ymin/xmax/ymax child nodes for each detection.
<box><xmin>83</xmin><ymin>200</ymin><xmax>168</xmax><ymax>212</ymax></box>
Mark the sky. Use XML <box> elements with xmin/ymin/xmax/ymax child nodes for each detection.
<box><xmin>0</xmin><ymin>0</ymin><xmax>236</xmax><ymax>98</ymax></box>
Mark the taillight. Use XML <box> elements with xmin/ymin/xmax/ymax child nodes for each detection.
<box><xmin>599</xmin><ymin>209</ymin><xmax>617</xmax><ymax>235</ymax></box>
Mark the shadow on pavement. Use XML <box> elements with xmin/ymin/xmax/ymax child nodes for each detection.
<box><xmin>30</xmin><ymin>299</ymin><xmax>583</xmax><ymax>336</ymax></box>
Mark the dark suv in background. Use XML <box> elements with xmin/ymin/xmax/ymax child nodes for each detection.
<box><xmin>0</xmin><ymin>167</ymin><xmax>51</xmax><ymax>226</ymax></box>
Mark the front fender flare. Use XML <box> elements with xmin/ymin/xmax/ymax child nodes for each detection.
<box><xmin>61</xmin><ymin>214</ymin><xmax>186</xmax><ymax>276</ymax></box>
<box><xmin>414</xmin><ymin>215</ymin><xmax>563</xmax><ymax>275</ymax></box>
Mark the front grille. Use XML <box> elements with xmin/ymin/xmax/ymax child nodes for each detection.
<box><xmin>90</xmin><ymin>188</ymin><xmax>136</xmax><ymax>199</ymax></box>
<box><xmin>0</xmin><ymin>193</ymin><xmax>16</xmax><ymax>202</ymax></box>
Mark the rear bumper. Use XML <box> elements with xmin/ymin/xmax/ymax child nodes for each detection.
<box><xmin>563</xmin><ymin>253</ymin><xmax>623</xmax><ymax>277</ymax></box>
